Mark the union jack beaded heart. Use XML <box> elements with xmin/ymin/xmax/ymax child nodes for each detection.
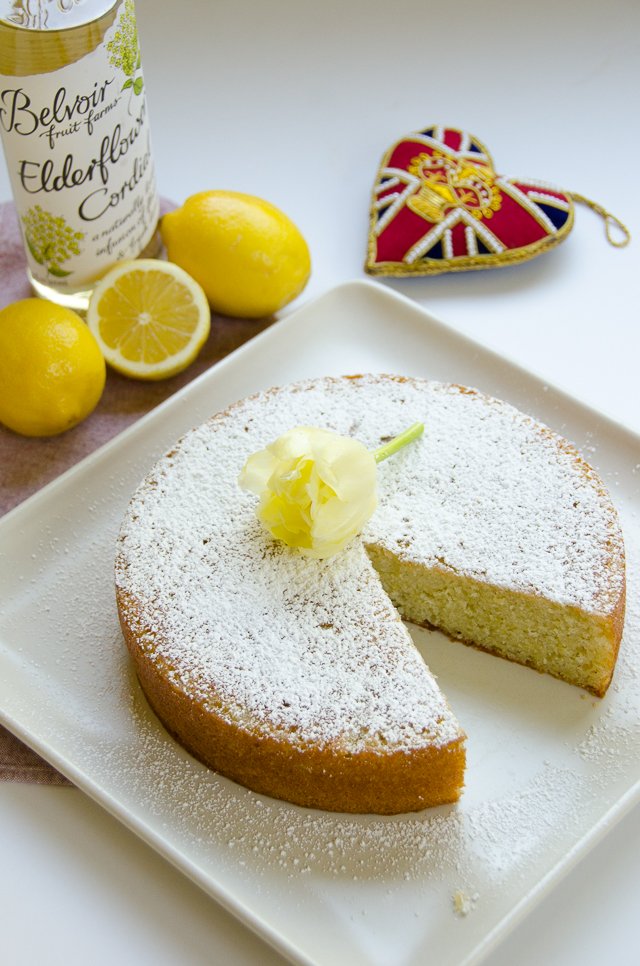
<box><xmin>365</xmin><ymin>125</ymin><xmax>626</xmax><ymax>277</ymax></box>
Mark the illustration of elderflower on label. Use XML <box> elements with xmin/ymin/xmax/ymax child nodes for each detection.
<box><xmin>238</xmin><ymin>422</ymin><xmax>423</xmax><ymax>559</ymax></box>
<box><xmin>22</xmin><ymin>206</ymin><xmax>84</xmax><ymax>278</ymax></box>
<box><xmin>107</xmin><ymin>0</ymin><xmax>144</xmax><ymax>94</ymax></box>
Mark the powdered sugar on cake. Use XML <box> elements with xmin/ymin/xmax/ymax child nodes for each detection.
<box><xmin>363</xmin><ymin>379</ymin><xmax>623</xmax><ymax>612</ymax></box>
<box><xmin>116</xmin><ymin>375</ymin><xmax>622</xmax><ymax>751</ymax></box>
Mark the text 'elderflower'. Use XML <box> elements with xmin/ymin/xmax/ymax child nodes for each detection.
<box><xmin>238</xmin><ymin>422</ymin><xmax>424</xmax><ymax>559</ymax></box>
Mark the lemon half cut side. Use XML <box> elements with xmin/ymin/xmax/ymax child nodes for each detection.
<box><xmin>87</xmin><ymin>259</ymin><xmax>211</xmax><ymax>380</ymax></box>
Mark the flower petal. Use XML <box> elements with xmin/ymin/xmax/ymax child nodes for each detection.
<box><xmin>312</xmin><ymin>491</ymin><xmax>378</xmax><ymax>545</ymax></box>
<box><xmin>238</xmin><ymin>447</ymin><xmax>280</xmax><ymax>495</ymax></box>
<box><xmin>267</xmin><ymin>427</ymin><xmax>314</xmax><ymax>462</ymax></box>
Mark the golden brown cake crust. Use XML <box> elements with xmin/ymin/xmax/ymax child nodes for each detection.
<box><xmin>118</xmin><ymin>589</ymin><xmax>466</xmax><ymax>814</ymax></box>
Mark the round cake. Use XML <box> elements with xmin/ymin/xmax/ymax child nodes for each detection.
<box><xmin>116</xmin><ymin>375</ymin><xmax>625</xmax><ymax>814</ymax></box>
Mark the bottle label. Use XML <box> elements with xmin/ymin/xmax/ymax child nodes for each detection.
<box><xmin>0</xmin><ymin>0</ymin><xmax>159</xmax><ymax>289</ymax></box>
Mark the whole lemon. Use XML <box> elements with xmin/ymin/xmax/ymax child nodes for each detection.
<box><xmin>160</xmin><ymin>191</ymin><xmax>311</xmax><ymax>318</ymax></box>
<box><xmin>0</xmin><ymin>299</ymin><xmax>106</xmax><ymax>437</ymax></box>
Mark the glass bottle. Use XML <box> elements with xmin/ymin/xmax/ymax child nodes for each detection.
<box><xmin>0</xmin><ymin>0</ymin><xmax>160</xmax><ymax>310</ymax></box>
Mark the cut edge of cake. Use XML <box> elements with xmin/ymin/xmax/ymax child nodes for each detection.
<box><xmin>366</xmin><ymin>542</ymin><xmax>625</xmax><ymax>698</ymax></box>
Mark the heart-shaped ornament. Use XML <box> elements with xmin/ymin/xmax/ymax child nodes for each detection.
<box><xmin>365</xmin><ymin>125</ymin><xmax>575</xmax><ymax>277</ymax></box>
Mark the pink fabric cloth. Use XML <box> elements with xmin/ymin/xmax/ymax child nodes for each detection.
<box><xmin>0</xmin><ymin>723</ymin><xmax>73</xmax><ymax>785</ymax></box>
<box><xmin>0</xmin><ymin>199</ymin><xmax>276</xmax><ymax>782</ymax></box>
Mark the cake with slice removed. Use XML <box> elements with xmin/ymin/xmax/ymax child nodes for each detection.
<box><xmin>115</xmin><ymin>374</ymin><xmax>625</xmax><ymax>814</ymax></box>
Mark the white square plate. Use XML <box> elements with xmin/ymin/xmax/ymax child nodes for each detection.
<box><xmin>2</xmin><ymin>280</ymin><xmax>640</xmax><ymax>966</ymax></box>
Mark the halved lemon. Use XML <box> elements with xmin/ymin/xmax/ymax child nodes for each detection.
<box><xmin>87</xmin><ymin>259</ymin><xmax>210</xmax><ymax>380</ymax></box>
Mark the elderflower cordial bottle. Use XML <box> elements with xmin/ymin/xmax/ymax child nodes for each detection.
<box><xmin>0</xmin><ymin>0</ymin><xmax>160</xmax><ymax>310</ymax></box>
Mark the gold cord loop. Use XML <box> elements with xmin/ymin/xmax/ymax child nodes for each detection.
<box><xmin>569</xmin><ymin>193</ymin><xmax>631</xmax><ymax>248</ymax></box>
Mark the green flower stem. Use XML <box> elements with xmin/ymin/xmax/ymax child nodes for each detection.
<box><xmin>373</xmin><ymin>422</ymin><xmax>424</xmax><ymax>464</ymax></box>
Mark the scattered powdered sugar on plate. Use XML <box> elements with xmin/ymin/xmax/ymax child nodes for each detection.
<box><xmin>103</xmin><ymin>503</ymin><xmax>640</xmax><ymax>891</ymax></box>
<box><xmin>92</xmin><ymin>695</ymin><xmax>469</xmax><ymax>882</ymax></box>
<box><xmin>466</xmin><ymin>767</ymin><xmax>599</xmax><ymax>882</ymax></box>
<box><xmin>4</xmin><ymin>375</ymin><xmax>640</xmax><ymax>931</ymax></box>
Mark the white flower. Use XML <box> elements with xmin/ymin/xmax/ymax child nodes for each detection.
<box><xmin>238</xmin><ymin>426</ymin><xmax>378</xmax><ymax>559</ymax></box>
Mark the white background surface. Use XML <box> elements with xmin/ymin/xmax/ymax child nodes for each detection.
<box><xmin>0</xmin><ymin>0</ymin><xmax>639</xmax><ymax>963</ymax></box>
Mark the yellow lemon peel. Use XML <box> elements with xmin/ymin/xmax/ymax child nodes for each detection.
<box><xmin>238</xmin><ymin>422</ymin><xmax>424</xmax><ymax>559</ymax></box>
<box><xmin>0</xmin><ymin>298</ymin><xmax>105</xmax><ymax>437</ymax></box>
<box><xmin>160</xmin><ymin>191</ymin><xmax>311</xmax><ymax>319</ymax></box>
